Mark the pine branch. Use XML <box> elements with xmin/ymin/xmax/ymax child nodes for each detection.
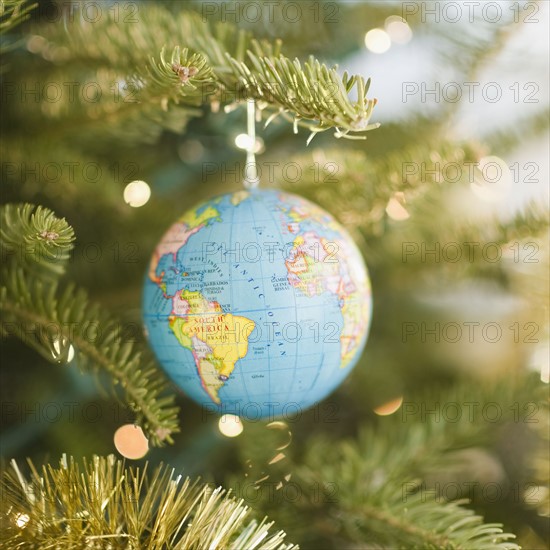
<box><xmin>0</xmin><ymin>0</ymin><xmax>36</xmax><ymax>35</ymax></box>
<box><xmin>485</xmin><ymin>108</ymin><xmax>550</xmax><ymax>155</ymax></box>
<box><xmin>25</xmin><ymin>6</ymin><xmax>378</xmax><ymax>142</ymax></box>
<box><xmin>0</xmin><ymin>0</ymin><xmax>36</xmax><ymax>68</ymax></box>
<box><xmin>0</xmin><ymin>454</ymin><xmax>297</xmax><ymax>549</ymax></box>
<box><xmin>394</xmin><ymin>196</ymin><xmax>550</xmax><ymax>292</ymax></box>
<box><xmin>400</xmin><ymin>197</ymin><xmax>550</xmax><ymax>264</ymax></box>
<box><xmin>342</xmin><ymin>491</ymin><xmax>520</xmax><ymax>550</ymax></box>
<box><xmin>281</xmin><ymin>145</ymin><xmax>549</xmax><ymax>277</ymax></box>
<box><xmin>0</xmin><ymin>203</ymin><xmax>75</xmax><ymax>279</ymax></box>
<box><xmin>280</xmin><ymin>141</ymin><xmax>480</xmax><ymax>239</ymax></box>
<box><xmin>0</xmin><ymin>266</ymin><xmax>179</xmax><ymax>446</ymax></box>
<box><xmin>437</xmin><ymin>8</ymin><xmax>529</xmax><ymax>127</ymax></box>
<box><xmin>0</xmin><ymin>203</ymin><xmax>179</xmax><ymax>446</ymax></box>
<box><xmin>1</xmin><ymin>138</ymin><xmax>134</xmax><ymax>209</ymax></box>
<box><xmin>234</xmin><ymin>375</ymin><xmax>546</xmax><ymax>549</ymax></box>
<box><xmin>529</xmin><ymin>412</ymin><xmax>550</xmax><ymax>517</ymax></box>
<box><xmin>321</xmin><ymin>374</ymin><xmax>547</xmax><ymax>482</ymax></box>
<box><xmin>406</xmin><ymin>196</ymin><xmax>549</xmax><ymax>247</ymax></box>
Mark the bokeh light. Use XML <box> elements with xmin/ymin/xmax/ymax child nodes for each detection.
<box><xmin>253</xmin><ymin>137</ymin><xmax>265</xmax><ymax>154</ymax></box>
<box><xmin>52</xmin><ymin>339</ymin><xmax>75</xmax><ymax>363</ymax></box>
<box><xmin>114</xmin><ymin>424</ymin><xmax>149</xmax><ymax>459</ymax></box>
<box><xmin>364</xmin><ymin>29</ymin><xmax>391</xmax><ymax>54</ymax></box>
<box><xmin>374</xmin><ymin>396</ymin><xmax>404</xmax><ymax>416</ymax></box>
<box><xmin>471</xmin><ymin>156</ymin><xmax>513</xmax><ymax>202</ymax></box>
<box><xmin>123</xmin><ymin>180</ymin><xmax>151</xmax><ymax>208</ymax></box>
<box><xmin>386</xmin><ymin>193</ymin><xmax>410</xmax><ymax>220</ymax></box>
<box><xmin>385</xmin><ymin>16</ymin><xmax>413</xmax><ymax>44</ymax></box>
<box><xmin>235</xmin><ymin>133</ymin><xmax>253</xmax><ymax>149</ymax></box>
<box><xmin>15</xmin><ymin>513</ymin><xmax>29</xmax><ymax>529</ymax></box>
<box><xmin>234</xmin><ymin>134</ymin><xmax>264</xmax><ymax>153</ymax></box>
<box><xmin>218</xmin><ymin>414</ymin><xmax>243</xmax><ymax>437</ymax></box>
<box><xmin>26</xmin><ymin>35</ymin><xmax>47</xmax><ymax>54</ymax></box>
<box><xmin>531</xmin><ymin>345</ymin><xmax>550</xmax><ymax>384</ymax></box>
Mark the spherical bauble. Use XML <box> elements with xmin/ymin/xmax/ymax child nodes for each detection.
<box><xmin>143</xmin><ymin>189</ymin><xmax>372</xmax><ymax>419</ymax></box>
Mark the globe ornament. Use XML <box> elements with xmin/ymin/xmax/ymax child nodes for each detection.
<box><xmin>143</xmin><ymin>189</ymin><xmax>372</xmax><ymax>419</ymax></box>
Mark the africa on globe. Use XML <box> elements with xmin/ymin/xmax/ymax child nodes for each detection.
<box><xmin>143</xmin><ymin>189</ymin><xmax>372</xmax><ymax>419</ymax></box>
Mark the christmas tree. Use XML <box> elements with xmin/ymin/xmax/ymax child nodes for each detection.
<box><xmin>1</xmin><ymin>1</ymin><xmax>548</xmax><ymax>548</ymax></box>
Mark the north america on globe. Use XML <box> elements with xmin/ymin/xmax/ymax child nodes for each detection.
<box><xmin>143</xmin><ymin>189</ymin><xmax>372</xmax><ymax>419</ymax></box>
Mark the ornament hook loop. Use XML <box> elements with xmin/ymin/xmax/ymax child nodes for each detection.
<box><xmin>243</xmin><ymin>98</ymin><xmax>260</xmax><ymax>190</ymax></box>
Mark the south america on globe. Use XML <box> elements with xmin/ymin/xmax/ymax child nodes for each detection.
<box><xmin>143</xmin><ymin>189</ymin><xmax>372</xmax><ymax>419</ymax></box>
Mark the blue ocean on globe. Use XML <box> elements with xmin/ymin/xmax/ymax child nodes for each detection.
<box><xmin>143</xmin><ymin>189</ymin><xmax>372</xmax><ymax>419</ymax></box>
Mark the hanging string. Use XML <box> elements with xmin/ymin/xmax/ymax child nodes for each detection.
<box><xmin>243</xmin><ymin>99</ymin><xmax>260</xmax><ymax>189</ymax></box>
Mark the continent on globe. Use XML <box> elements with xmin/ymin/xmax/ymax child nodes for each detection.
<box><xmin>285</xmin><ymin>231</ymin><xmax>369</xmax><ymax>368</ymax></box>
<box><xmin>168</xmin><ymin>289</ymin><xmax>255</xmax><ymax>404</ymax></box>
<box><xmin>148</xmin><ymin>205</ymin><xmax>220</xmax><ymax>290</ymax></box>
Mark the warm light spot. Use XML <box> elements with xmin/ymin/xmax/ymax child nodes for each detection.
<box><xmin>26</xmin><ymin>35</ymin><xmax>47</xmax><ymax>53</ymax></box>
<box><xmin>364</xmin><ymin>29</ymin><xmax>391</xmax><ymax>54</ymax></box>
<box><xmin>385</xmin><ymin>16</ymin><xmax>413</xmax><ymax>44</ymax></box>
<box><xmin>268</xmin><ymin>452</ymin><xmax>286</xmax><ymax>465</ymax></box>
<box><xmin>123</xmin><ymin>180</ymin><xmax>151</xmax><ymax>208</ymax></box>
<box><xmin>374</xmin><ymin>396</ymin><xmax>404</xmax><ymax>416</ymax></box>
<box><xmin>218</xmin><ymin>414</ymin><xmax>243</xmax><ymax>437</ymax></box>
<box><xmin>15</xmin><ymin>513</ymin><xmax>29</xmax><ymax>528</ymax></box>
<box><xmin>471</xmin><ymin>156</ymin><xmax>512</xmax><ymax>202</ymax></box>
<box><xmin>114</xmin><ymin>424</ymin><xmax>149</xmax><ymax>459</ymax></box>
<box><xmin>52</xmin><ymin>339</ymin><xmax>75</xmax><ymax>363</ymax></box>
<box><xmin>235</xmin><ymin>133</ymin><xmax>253</xmax><ymax>150</ymax></box>
<box><xmin>386</xmin><ymin>193</ymin><xmax>410</xmax><ymax>220</ymax></box>
<box><xmin>531</xmin><ymin>346</ymin><xmax>550</xmax><ymax>384</ymax></box>
<box><xmin>253</xmin><ymin>137</ymin><xmax>265</xmax><ymax>154</ymax></box>
<box><xmin>234</xmin><ymin>134</ymin><xmax>264</xmax><ymax>153</ymax></box>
